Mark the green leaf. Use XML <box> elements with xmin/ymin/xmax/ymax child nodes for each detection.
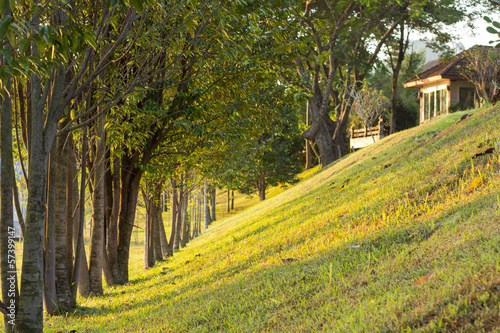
<box><xmin>487</xmin><ymin>26</ymin><xmax>498</xmax><ymax>34</ymax></box>
<box><xmin>484</xmin><ymin>16</ymin><xmax>492</xmax><ymax>23</ymax></box>
<box><xmin>0</xmin><ymin>15</ymin><xmax>11</xmax><ymax>41</ymax></box>
<box><xmin>0</xmin><ymin>48</ymin><xmax>10</xmax><ymax>62</ymax></box>
<box><xmin>493</xmin><ymin>21</ymin><xmax>500</xmax><ymax>30</ymax></box>
<box><xmin>129</xmin><ymin>0</ymin><xmax>144</xmax><ymax>13</ymax></box>
<box><xmin>0</xmin><ymin>0</ymin><xmax>6</xmax><ymax>14</ymax></box>
<box><xmin>6</xmin><ymin>29</ymin><xmax>14</xmax><ymax>47</ymax></box>
<box><xmin>19</xmin><ymin>38</ymin><xmax>29</xmax><ymax>53</ymax></box>
<box><xmin>83</xmin><ymin>32</ymin><xmax>98</xmax><ymax>50</ymax></box>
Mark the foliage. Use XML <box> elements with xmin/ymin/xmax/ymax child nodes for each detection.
<box><xmin>485</xmin><ymin>15</ymin><xmax>500</xmax><ymax>48</ymax></box>
<box><xmin>458</xmin><ymin>46</ymin><xmax>500</xmax><ymax>103</ymax></box>
<box><xmin>232</xmin><ymin>103</ymin><xmax>304</xmax><ymax>199</ymax></box>
<box><xmin>347</xmin><ymin>83</ymin><xmax>390</xmax><ymax>131</ymax></box>
<box><xmin>368</xmin><ymin>51</ymin><xmax>425</xmax><ymax>131</ymax></box>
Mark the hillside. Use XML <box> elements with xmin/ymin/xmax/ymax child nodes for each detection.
<box><xmin>47</xmin><ymin>106</ymin><xmax>500</xmax><ymax>332</ymax></box>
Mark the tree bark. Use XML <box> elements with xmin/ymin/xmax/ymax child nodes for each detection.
<box><xmin>44</xmin><ymin>144</ymin><xmax>58</xmax><ymax>315</ymax></box>
<box><xmin>181</xmin><ymin>191</ymin><xmax>190</xmax><ymax>247</ymax></box>
<box><xmin>88</xmin><ymin>118</ymin><xmax>105</xmax><ymax>295</ymax></box>
<box><xmin>210</xmin><ymin>188</ymin><xmax>216</xmax><ymax>222</ymax></box>
<box><xmin>305</xmin><ymin>101</ymin><xmax>312</xmax><ymax>169</ymax></box>
<box><xmin>231</xmin><ymin>190</ymin><xmax>234</xmax><ymax>210</ymax></box>
<box><xmin>158</xmin><ymin>204</ymin><xmax>168</xmax><ymax>257</ymax></box>
<box><xmin>115</xmin><ymin>151</ymin><xmax>143</xmax><ymax>284</ymax></box>
<box><xmin>257</xmin><ymin>172</ymin><xmax>266</xmax><ymax>201</ymax></box>
<box><xmin>389</xmin><ymin>21</ymin><xmax>409</xmax><ymax>134</ymax></box>
<box><xmin>174</xmin><ymin>175</ymin><xmax>184</xmax><ymax>250</ymax></box>
<box><xmin>203</xmin><ymin>180</ymin><xmax>211</xmax><ymax>230</ymax></box>
<box><xmin>143</xmin><ymin>189</ymin><xmax>155</xmax><ymax>269</ymax></box>
<box><xmin>72</xmin><ymin>128</ymin><xmax>90</xmax><ymax>298</ymax></box>
<box><xmin>106</xmin><ymin>152</ymin><xmax>120</xmax><ymax>283</ymax></box>
<box><xmin>152</xmin><ymin>190</ymin><xmax>163</xmax><ymax>261</ymax></box>
<box><xmin>54</xmin><ymin>127</ymin><xmax>72</xmax><ymax>309</ymax></box>
<box><xmin>0</xmin><ymin>66</ymin><xmax>18</xmax><ymax>331</ymax></box>
<box><xmin>169</xmin><ymin>179</ymin><xmax>178</xmax><ymax>255</ymax></box>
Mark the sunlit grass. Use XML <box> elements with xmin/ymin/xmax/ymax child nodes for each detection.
<box><xmin>39</xmin><ymin>106</ymin><xmax>500</xmax><ymax>331</ymax></box>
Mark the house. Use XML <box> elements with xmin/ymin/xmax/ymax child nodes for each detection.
<box><xmin>403</xmin><ymin>46</ymin><xmax>486</xmax><ymax>124</ymax></box>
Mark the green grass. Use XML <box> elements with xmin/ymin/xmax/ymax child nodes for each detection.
<box><xmin>40</xmin><ymin>105</ymin><xmax>500</xmax><ymax>331</ymax></box>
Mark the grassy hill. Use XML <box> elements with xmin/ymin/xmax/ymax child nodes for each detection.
<box><xmin>46</xmin><ymin>106</ymin><xmax>500</xmax><ymax>332</ymax></box>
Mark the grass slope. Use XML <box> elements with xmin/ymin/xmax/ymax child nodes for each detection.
<box><xmin>46</xmin><ymin>106</ymin><xmax>500</xmax><ymax>332</ymax></box>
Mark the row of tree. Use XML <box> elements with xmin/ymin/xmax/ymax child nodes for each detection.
<box><xmin>0</xmin><ymin>0</ymin><xmax>490</xmax><ymax>331</ymax></box>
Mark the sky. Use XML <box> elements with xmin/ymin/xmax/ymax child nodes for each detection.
<box><xmin>410</xmin><ymin>13</ymin><xmax>499</xmax><ymax>62</ymax></box>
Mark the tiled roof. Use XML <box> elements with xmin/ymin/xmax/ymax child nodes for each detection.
<box><xmin>404</xmin><ymin>46</ymin><xmax>494</xmax><ymax>85</ymax></box>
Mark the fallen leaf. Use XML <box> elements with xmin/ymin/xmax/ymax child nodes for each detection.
<box><xmin>458</xmin><ymin>113</ymin><xmax>471</xmax><ymax>122</ymax></box>
<box><xmin>338</xmin><ymin>185</ymin><xmax>345</xmax><ymax>191</ymax></box>
<box><xmin>473</xmin><ymin>147</ymin><xmax>495</xmax><ymax>159</ymax></box>
<box><xmin>372</xmin><ymin>157</ymin><xmax>377</xmax><ymax>160</ymax></box>
<box><xmin>171</xmin><ymin>282</ymin><xmax>176</xmax><ymax>285</ymax></box>
<box><xmin>424</xmin><ymin>224</ymin><xmax>443</xmax><ymax>240</ymax></box>
<box><xmin>370</xmin><ymin>270</ymin><xmax>376</xmax><ymax>275</ymax></box>
<box><xmin>412</xmin><ymin>211</ymin><xmax>422</xmax><ymax>217</ymax></box>
<box><xmin>195</xmin><ymin>253</ymin><xmax>202</xmax><ymax>257</ymax></box>
<box><xmin>484</xmin><ymin>147</ymin><xmax>495</xmax><ymax>154</ymax></box>
<box><xmin>281</xmin><ymin>258</ymin><xmax>298</xmax><ymax>264</ymax></box>
<box><xmin>412</xmin><ymin>273</ymin><xmax>433</xmax><ymax>287</ymax></box>
<box><xmin>185</xmin><ymin>260</ymin><xmax>192</xmax><ymax>264</ymax></box>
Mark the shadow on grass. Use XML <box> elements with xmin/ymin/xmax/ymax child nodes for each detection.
<box><xmin>52</xmin><ymin>187</ymin><xmax>500</xmax><ymax>332</ymax></box>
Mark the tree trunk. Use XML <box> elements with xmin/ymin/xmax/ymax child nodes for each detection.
<box><xmin>66</xmin><ymin>136</ymin><xmax>75</xmax><ymax>284</ymax></box>
<box><xmin>71</xmin><ymin>129</ymin><xmax>90</xmax><ymax>298</ymax></box>
<box><xmin>0</xmin><ymin>68</ymin><xmax>18</xmax><ymax>331</ymax></box>
<box><xmin>181</xmin><ymin>192</ymin><xmax>190</xmax><ymax>246</ymax></box>
<box><xmin>227</xmin><ymin>189</ymin><xmax>230</xmax><ymax>213</ymax></box>
<box><xmin>257</xmin><ymin>172</ymin><xmax>266</xmax><ymax>201</ymax></box>
<box><xmin>203</xmin><ymin>180</ymin><xmax>211</xmax><ymax>230</ymax></box>
<box><xmin>231</xmin><ymin>190</ymin><xmax>234</xmax><ymax>210</ymax></box>
<box><xmin>174</xmin><ymin>176</ymin><xmax>183</xmax><ymax>251</ymax></box>
<box><xmin>168</xmin><ymin>179</ymin><xmax>178</xmax><ymax>256</ymax></box>
<box><xmin>210</xmin><ymin>188</ymin><xmax>216</xmax><ymax>222</ymax></box>
<box><xmin>44</xmin><ymin>144</ymin><xmax>58</xmax><ymax>315</ymax></box>
<box><xmin>106</xmin><ymin>152</ymin><xmax>120</xmax><ymax>283</ymax></box>
<box><xmin>116</xmin><ymin>152</ymin><xmax>143</xmax><ymax>284</ymax></box>
<box><xmin>390</xmin><ymin>21</ymin><xmax>408</xmax><ymax>134</ymax></box>
<box><xmin>192</xmin><ymin>191</ymin><xmax>198</xmax><ymax>238</ymax></box>
<box><xmin>152</xmin><ymin>190</ymin><xmax>163</xmax><ymax>261</ymax></box>
<box><xmin>158</xmin><ymin>205</ymin><xmax>168</xmax><ymax>257</ymax></box>
<box><xmin>54</xmin><ymin>128</ymin><xmax>72</xmax><ymax>309</ymax></box>
<box><xmin>305</xmin><ymin>101</ymin><xmax>312</xmax><ymax>169</ymax></box>
<box><xmin>88</xmin><ymin>118</ymin><xmax>105</xmax><ymax>295</ymax></box>
<box><xmin>143</xmin><ymin>190</ymin><xmax>155</xmax><ymax>269</ymax></box>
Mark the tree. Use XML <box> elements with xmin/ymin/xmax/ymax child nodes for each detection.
<box><xmin>347</xmin><ymin>84</ymin><xmax>390</xmax><ymax>142</ymax></box>
<box><xmin>287</xmin><ymin>0</ymin><xmax>486</xmax><ymax>167</ymax></box>
<box><xmin>458</xmin><ymin>46</ymin><xmax>500</xmax><ymax>104</ymax></box>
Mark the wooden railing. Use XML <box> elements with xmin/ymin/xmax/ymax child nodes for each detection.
<box><xmin>350</xmin><ymin>117</ymin><xmax>388</xmax><ymax>139</ymax></box>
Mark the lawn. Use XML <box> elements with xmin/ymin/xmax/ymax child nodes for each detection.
<box><xmin>35</xmin><ymin>105</ymin><xmax>500</xmax><ymax>331</ymax></box>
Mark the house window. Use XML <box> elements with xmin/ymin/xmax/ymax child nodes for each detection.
<box><xmin>459</xmin><ymin>87</ymin><xmax>476</xmax><ymax>110</ymax></box>
<box><xmin>423</xmin><ymin>88</ymin><xmax>447</xmax><ymax>120</ymax></box>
